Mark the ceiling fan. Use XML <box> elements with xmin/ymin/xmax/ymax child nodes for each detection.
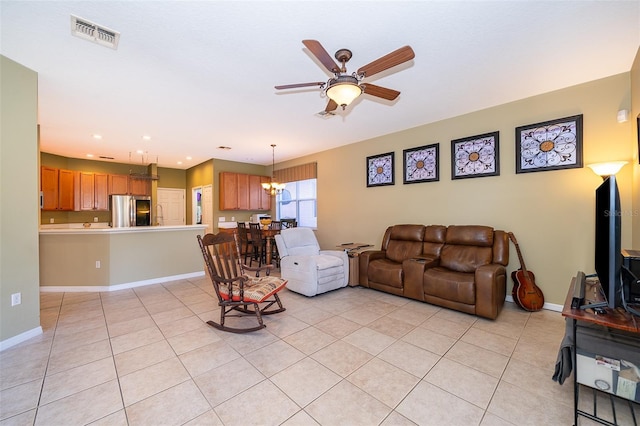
<box><xmin>275</xmin><ymin>40</ymin><xmax>415</xmax><ymax>115</ymax></box>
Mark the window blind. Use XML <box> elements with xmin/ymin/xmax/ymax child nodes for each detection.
<box><xmin>273</xmin><ymin>162</ymin><xmax>317</xmax><ymax>183</ymax></box>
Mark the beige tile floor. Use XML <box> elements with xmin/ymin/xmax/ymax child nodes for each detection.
<box><xmin>1</xmin><ymin>276</ymin><xmax>638</xmax><ymax>425</ymax></box>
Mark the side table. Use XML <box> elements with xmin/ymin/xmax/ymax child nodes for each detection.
<box><xmin>337</xmin><ymin>243</ymin><xmax>372</xmax><ymax>286</ymax></box>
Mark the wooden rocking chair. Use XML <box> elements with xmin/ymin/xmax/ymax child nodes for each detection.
<box><xmin>197</xmin><ymin>232</ymin><xmax>287</xmax><ymax>333</ymax></box>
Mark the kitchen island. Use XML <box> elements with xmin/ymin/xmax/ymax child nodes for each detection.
<box><xmin>39</xmin><ymin>225</ymin><xmax>207</xmax><ymax>291</ymax></box>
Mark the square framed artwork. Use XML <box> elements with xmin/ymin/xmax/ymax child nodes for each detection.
<box><xmin>515</xmin><ymin>114</ymin><xmax>583</xmax><ymax>173</ymax></box>
<box><xmin>403</xmin><ymin>143</ymin><xmax>439</xmax><ymax>184</ymax></box>
<box><xmin>637</xmin><ymin>114</ymin><xmax>640</xmax><ymax>165</ymax></box>
<box><xmin>451</xmin><ymin>131</ymin><xmax>500</xmax><ymax>180</ymax></box>
<box><xmin>366</xmin><ymin>151</ymin><xmax>395</xmax><ymax>187</ymax></box>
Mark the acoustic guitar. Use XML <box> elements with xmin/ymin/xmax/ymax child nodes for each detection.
<box><xmin>508</xmin><ymin>232</ymin><xmax>544</xmax><ymax>312</ymax></box>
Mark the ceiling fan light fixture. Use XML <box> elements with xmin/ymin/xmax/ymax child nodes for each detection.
<box><xmin>326</xmin><ymin>75</ymin><xmax>362</xmax><ymax>109</ymax></box>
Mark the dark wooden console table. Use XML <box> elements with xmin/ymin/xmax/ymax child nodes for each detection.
<box><xmin>562</xmin><ymin>277</ymin><xmax>640</xmax><ymax>425</ymax></box>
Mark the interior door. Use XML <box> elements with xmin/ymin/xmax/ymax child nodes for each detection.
<box><xmin>201</xmin><ymin>184</ymin><xmax>213</xmax><ymax>234</ymax></box>
<box><xmin>156</xmin><ymin>188</ymin><xmax>185</xmax><ymax>226</ymax></box>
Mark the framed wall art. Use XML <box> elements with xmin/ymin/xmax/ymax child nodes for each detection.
<box><xmin>403</xmin><ymin>143</ymin><xmax>439</xmax><ymax>184</ymax></box>
<box><xmin>366</xmin><ymin>151</ymin><xmax>395</xmax><ymax>187</ymax></box>
<box><xmin>515</xmin><ymin>114</ymin><xmax>583</xmax><ymax>173</ymax></box>
<box><xmin>451</xmin><ymin>131</ymin><xmax>500</xmax><ymax>180</ymax></box>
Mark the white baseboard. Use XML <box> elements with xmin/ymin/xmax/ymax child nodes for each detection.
<box><xmin>505</xmin><ymin>295</ymin><xmax>562</xmax><ymax>312</ymax></box>
<box><xmin>0</xmin><ymin>326</ymin><xmax>43</xmax><ymax>352</ymax></box>
<box><xmin>40</xmin><ymin>271</ymin><xmax>205</xmax><ymax>293</ymax></box>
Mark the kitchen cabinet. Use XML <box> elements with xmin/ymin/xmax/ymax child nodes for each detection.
<box><xmin>129</xmin><ymin>176</ymin><xmax>151</xmax><ymax>196</ymax></box>
<box><xmin>220</xmin><ymin>172</ymin><xmax>270</xmax><ymax>211</ymax></box>
<box><xmin>41</xmin><ymin>166</ymin><xmax>75</xmax><ymax>211</ymax></box>
<box><xmin>109</xmin><ymin>174</ymin><xmax>129</xmax><ymax>195</ymax></box>
<box><xmin>76</xmin><ymin>172</ymin><xmax>109</xmax><ymax>211</ymax></box>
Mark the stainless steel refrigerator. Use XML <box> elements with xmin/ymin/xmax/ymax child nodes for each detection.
<box><xmin>110</xmin><ymin>195</ymin><xmax>151</xmax><ymax>227</ymax></box>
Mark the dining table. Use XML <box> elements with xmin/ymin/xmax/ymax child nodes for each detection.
<box><xmin>259</xmin><ymin>227</ymin><xmax>280</xmax><ymax>266</ymax></box>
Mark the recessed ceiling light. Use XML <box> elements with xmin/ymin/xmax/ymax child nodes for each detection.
<box><xmin>142</xmin><ymin>135</ymin><xmax>151</xmax><ymax>141</ymax></box>
<box><xmin>136</xmin><ymin>150</ymin><xmax>144</xmax><ymax>154</ymax></box>
<box><xmin>186</xmin><ymin>156</ymin><xmax>192</xmax><ymax>160</ymax></box>
<box><xmin>177</xmin><ymin>161</ymin><xmax>183</xmax><ymax>165</ymax></box>
<box><xmin>86</xmin><ymin>154</ymin><xmax>94</xmax><ymax>157</ymax></box>
<box><xmin>92</xmin><ymin>134</ymin><xmax>102</xmax><ymax>140</ymax></box>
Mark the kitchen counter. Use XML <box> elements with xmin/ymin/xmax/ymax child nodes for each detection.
<box><xmin>39</xmin><ymin>224</ymin><xmax>207</xmax><ymax>291</ymax></box>
<box><xmin>39</xmin><ymin>224</ymin><xmax>205</xmax><ymax>235</ymax></box>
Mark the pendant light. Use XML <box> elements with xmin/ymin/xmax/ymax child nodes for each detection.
<box><xmin>262</xmin><ymin>144</ymin><xmax>286</xmax><ymax>195</ymax></box>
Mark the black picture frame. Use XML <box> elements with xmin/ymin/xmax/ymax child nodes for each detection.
<box><xmin>515</xmin><ymin>114</ymin><xmax>583</xmax><ymax>173</ymax></box>
<box><xmin>451</xmin><ymin>131</ymin><xmax>500</xmax><ymax>180</ymax></box>
<box><xmin>366</xmin><ymin>152</ymin><xmax>395</xmax><ymax>187</ymax></box>
<box><xmin>637</xmin><ymin>114</ymin><xmax>640</xmax><ymax>165</ymax></box>
<box><xmin>403</xmin><ymin>143</ymin><xmax>439</xmax><ymax>184</ymax></box>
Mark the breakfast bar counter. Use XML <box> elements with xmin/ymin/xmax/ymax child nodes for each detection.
<box><xmin>39</xmin><ymin>225</ymin><xmax>207</xmax><ymax>291</ymax></box>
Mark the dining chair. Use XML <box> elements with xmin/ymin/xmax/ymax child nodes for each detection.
<box><xmin>269</xmin><ymin>221</ymin><xmax>282</xmax><ymax>267</ymax></box>
<box><xmin>236</xmin><ymin>222</ymin><xmax>252</xmax><ymax>264</ymax></box>
<box><xmin>248</xmin><ymin>222</ymin><xmax>266</xmax><ymax>267</ymax></box>
<box><xmin>197</xmin><ymin>232</ymin><xmax>286</xmax><ymax>333</ymax></box>
<box><xmin>281</xmin><ymin>218</ymin><xmax>298</xmax><ymax>229</ymax></box>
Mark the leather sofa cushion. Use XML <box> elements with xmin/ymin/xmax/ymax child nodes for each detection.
<box><xmin>386</xmin><ymin>225</ymin><xmax>425</xmax><ymax>263</ymax></box>
<box><xmin>423</xmin><ymin>267</ymin><xmax>475</xmax><ymax>305</ymax></box>
<box><xmin>440</xmin><ymin>245</ymin><xmax>492</xmax><ymax>273</ymax></box>
<box><xmin>446</xmin><ymin>225</ymin><xmax>494</xmax><ymax>247</ymax></box>
<box><xmin>422</xmin><ymin>225</ymin><xmax>446</xmax><ymax>258</ymax></box>
<box><xmin>368</xmin><ymin>259</ymin><xmax>403</xmax><ymax>289</ymax></box>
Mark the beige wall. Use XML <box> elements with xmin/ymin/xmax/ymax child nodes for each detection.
<box><xmin>631</xmin><ymin>48</ymin><xmax>640</xmax><ymax>249</ymax></box>
<box><xmin>1</xmin><ymin>56</ymin><xmax>41</xmax><ymax>343</ymax></box>
<box><xmin>277</xmin><ymin>73</ymin><xmax>635</xmax><ymax>307</ymax></box>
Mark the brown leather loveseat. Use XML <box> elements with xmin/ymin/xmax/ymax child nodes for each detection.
<box><xmin>359</xmin><ymin>224</ymin><xmax>509</xmax><ymax>319</ymax></box>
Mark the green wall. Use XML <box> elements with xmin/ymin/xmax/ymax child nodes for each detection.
<box><xmin>184</xmin><ymin>159</ymin><xmax>271</xmax><ymax>226</ymax></box>
<box><xmin>1</xmin><ymin>56</ymin><xmax>41</xmax><ymax>346</ymax></box>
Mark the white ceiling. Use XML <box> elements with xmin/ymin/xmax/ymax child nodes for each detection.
<box><xmin>2</xmin><ymin>1</ymin><xmax>639</xmax><ymax>169</ymax></box>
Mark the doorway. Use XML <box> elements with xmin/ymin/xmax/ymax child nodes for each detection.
<box><xmin>156</xmin><ymin>188</ymin><xmax>185</xmax><ymax>226</ymax></box>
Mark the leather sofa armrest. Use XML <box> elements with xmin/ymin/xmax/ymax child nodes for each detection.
<box><xmin>358</xmin><ymin>250</ymin><xmax>386</xmax><ymax>287</ymax></box>
<box><xmin>402</xmin><ymin>257</ymin><xmax>437</xmax><ymax>301</ymax></box>
<box><xmin>475</xmin><ymin>264</ymin><xmax>507</xmax><ymax>319</ymax></box>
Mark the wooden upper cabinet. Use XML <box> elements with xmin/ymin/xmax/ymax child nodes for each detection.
<box><xmin>220</xmin><ymin>172</ymin><xmax>271</xmax><ymax>211</ymax></box>
<box><xmin>129</xmin><ymin>177</ymin><xmax>150</xmax><ymax>196</ymax></box>
<box><xmin>41</xmin><ymin>166</ymin><xmax>74</xmax><ymax>211</ymax></box>
<box><xmin>220</xmin><ymin>172</ymin><xmax>240</xmax><ymax>210</ymax></box>
<box><xmin>109</xmin><ymin>174</ymin><xmax>129</xmax><ymax>195</ymax></box>
<box><xmin>76</xmin><ymin>172</ymin><xmax>109</xmax><ymax>211</ymax></box>
<box><xmin>94</xmin><ymin>173</ymin><xmax>109</xmax><ymax>210</ymax></box>
<box><xmin>237</xmin><ymin>173</ymin><xmax>250</xmax><ymax>210</ymax></box>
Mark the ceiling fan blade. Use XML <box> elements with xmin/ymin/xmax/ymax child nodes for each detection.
<box><xmin>325</xmin><ymin>99</ymin><xmax>338</xmax><ymax>112</ymax></box>
<box><xmin>357</xmin><ymin>45</ymin><xmax>415</xmax><ymax>78</ymax></box>
<box><xmin>361</xmin><ymin>83</ymin><xmax>400</xmax><ymax>101</ymax></box>
<box><xmin>275</xmin><ymin>82</ymin><xmax>324</xmax><ymax>90</ymax></box>
<box><xmin>302</xmin><ymin>40</ymin><xmax>341</xmax><ymax>73</ymax></box>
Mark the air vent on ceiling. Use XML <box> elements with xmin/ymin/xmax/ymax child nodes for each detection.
<box><xmin>70</xmin><ymin>15</ymin><xmax>120</xmax><ymax>50</ymax></box>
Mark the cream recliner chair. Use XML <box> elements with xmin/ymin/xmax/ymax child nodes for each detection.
<box><xmin>274</xmin><ymin>227</ymin><xmax>349</xmax><ymax>296</ymax></box>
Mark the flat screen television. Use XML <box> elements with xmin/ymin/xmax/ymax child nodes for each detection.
<box><xmin>594</xmin><ymin>175</ymin><xmax>623</xmax><ymax>309</ymax></box>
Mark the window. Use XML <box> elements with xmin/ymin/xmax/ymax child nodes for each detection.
<box><xmin>276</xmin><ymin>178</ymin><xmax>317</xmax><ymax>228</ymax></box>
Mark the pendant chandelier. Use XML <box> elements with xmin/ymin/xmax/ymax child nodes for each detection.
<box><xmin>262</xmin><ymin>144</ymin><xmax>286</xmax><ymax>195</ymax></box>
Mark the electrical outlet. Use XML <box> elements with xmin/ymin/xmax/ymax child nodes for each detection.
<box><xmin>94</xmin><ymin>217</ymin><xmax>98</xmax><ymax>222</ymax></box>
<box><xmin>11</xmin><ymin>293</ymin><xmax>21</xmax><ymax>306</ymax></box>
<box><xmin>96</xmin><ymin>260</ymin><xmax>101</xmax><ymax>269</ymax></box>
<box><xmin>50</xmin><ymin>218</ymin><xmax>54</xmax><ymax>223</ymax></box>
